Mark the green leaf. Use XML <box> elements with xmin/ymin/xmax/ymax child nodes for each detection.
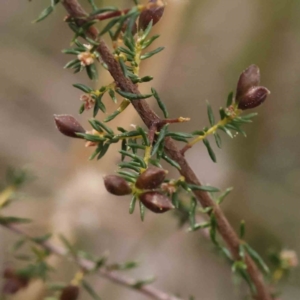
<box><xmin>206</xmin><ymin>100</ymin><xmax>215</xmax><ymax>126</ymax></box>
<box><xmin>139</xmin><ymin>76</ymin><xmax>153</xmax><ymax>82</ymax></box>
<box><xmin>217</xmin><ymin>187</ymin><xmax>233</xmax><ymax>204</ymax></box>
<box><xmin>167</xmin><ymin>132</ymin><xmax>194</xmax><ymax>139</ymax></box>
<box><xmin>119</xmin><ymin>162</ymin><xmax>140</xmax><ymax>173</ymax></box>
<box><xmin>112</xmin><ymin>15</ymin><xmax>129</xmax><ymax>41</ymax></box>
<box><xmin>59</xmin><ymin>234</ymin><xmax>77</xmax><ymax>256</ymax></box>
<box><xmin>62</xmin><ymin>49</ymin><xmax>81</xmax><ymax>55</ymax></box>
<box><xmin>119</xmin><ymin>150</ymin><xmax>146</xmax><ymax>168</ymax></box>
<box><xmin>94</xmin><ymin>120</ymin><xmax>114</xmax><ymax>135</ymax></box>
<box><xmin>171</xmin><ymin>192</ymin><xmax>179</xmax><ymax>209</ymax></box>
<box><xmin>151</xmin><ymin>88</ymin><xmax>168</xmax><ymax>118</ymax></box>
<box><xmin>118</xmin><ymin>47</ymin><xmax>135</xmax><ymax>57</ymax></box>
<box><xmin>108</xmin><ymin>89</ymin><xmax>117</xmax><ymax>103</ymax></box>
<box><xmin>218</xmin><ymin>125</ymin><xmax>233</xmax><ymax>138</ymax></box>
<box><xmin>209</xmin><ymin>213</ymin><xmax>218</xmax><ymax>245</ymax></box>
<box><xmin>239</xmin><ymin>220</ymin><xmax>246</xmax><ymax>239</ymax></box>
<box><xmin>141</xmin><ymin>47</ymin><xmax>164</xmax><ymax>60</ymax></box>
<box><xmin>226</xmin><ymin>123</ymin><xmax>247</xmax><ymax>137</ymax></box>
<box><xmin>239</xmin><ymin>244</ymin><xmax>246</xmax><ymax>260</ymax></box>
<box><xmin>203</xmin><ymin>139</ymin><xmax>217</xmax><ymax>162</ymax></box>
<box><xmin>33</xmin><ymin>6</ymin><xmax>54</xmax><ymax>23</ymax></box>
<box><xmin>79</xmin><ymin>103</ymin><xmax>85</xmax><ymax>114</ymax></box>
<box><xmin>239</xmin><ymin>269</ymin><xmax>256</xmax><ymax>294</ymax></box>
<box><xmin>86</xmin><ymin>64</ymin><xmax>98</xmax><ymax>80</ymax></box>
<box><xmin>214</xmin><ymin>132</ymin><xmax>222</xmax><ymax>148</ymax></box>
<box><xmin>76</xmin><ymin>133</ymin><xmax>104</xmax><ymax>143</ymax></box>
<box><xmin>116</xmin><ymin>89</ymin><xmax>152</xmax><ymax>100</ymax></box>
<box><xmin>99</xmin><ymin>17</ymin><xmax>121</xmax><ymax>36</ymax></box>
<box><xmin>119</xmin><ymin>57</ymin><xmax>129</xmax><ymax>77</ymax></box>
<box><xmin>188</xmin><ymin>222</ymin><xmax>211</xmax><ymax>232</ymax></box>
<box><xmin>136</xmin><ymin>127</ymin><xmax>150</xmax><ymax>146</ymax></box>
<box><xmin>162</xmin><ymin>154</ymin><xmax>181</xmax><ymax>170</ymax></box>
<box><xmin>244</xmin><ymin>244</ymin><xmax>270</xmax><ymax>274</ymax></box>
<box><xmin>125</xmin><ymin>11</ymin><xmax>139</xmax><ymax>37</ymax></box>
<box><xmin>82</xmin><ymin>280</ymin><xmax>102</xmax><ymax>300</ymax></box>
<box><xmin>141</xmin><ymin>20</ymin><xmax>153</xmax><ymax>40</ymax></box>
<box><xmin>73</xmin><ymin>83</ymin><xmax>93</xmax><ymax>93</ymax></box>
<box><xmin>132</xmin><ymin>277</ymin><xmax>155</xmax><ymax>289</ymax></box>
<box><xmin>142</xmin><ymin>34</ymin><xmax>160</xmax><ymax>49</ymax></box>
<box><xmin>189</xmin><ymin>197</ymin><xmax>197</xmax><ymax>230</ymax></box>
<box><xmin>242</xmin><ymin>112</ymin><xmax>258</xmax><ymax>120</ymax></box>
<box><xmin>90</xmin><ymin>6</ymin><xmax>119</xmax><ymax>16</ymax></box>
<box><xmin>152</xmin><ymin>125</ymin><xmax>168</xmax><ymax>156</ymax></box>
<box><xmin>88</xmin><ymin>0</ymin><xmax>98</xmax><ymax>11</ymax></box>
<box><xmin>113</xmin><ymin>261</ymin><xmax>139</xmax><ymax>270</ymax></box>
<box><xmin>139</xmin><ymin>201</ymin><xmax>145</xmax><ymax>221</ymax></box>
<box><xmin>64</xmin><ymin>59</ymin><xmax>80</xmax><ymax>69</ymax></box>
<box><xmin>219</xmin><ymin>108</ymin><xmax>226</xmax><ymax>120</ymax></box>
<box><xmin>97</xmin><ymin>144</ymin><xmax>110</xmax><ymax>160</ymax></box>
<box><xmin>121</xmin><ymin>139</ymin><xmax>127</xmax><ymax>161</ymax></box>
<box><xmin>232</xmin><ymin>260</ymin><xmax>247</xmax><ymax>273</ymax></box>
<box><xmin>32</xmin><ymin>233</ymin><xmax>52</xmax><ymax>244</ymax></box>
<box><xmin>226</xmin><ymin>91</ymin><xmax>234</xmax><ymax>107</ymax></box>
<box><xmin>124</xmin><ymin>36</ymin><xmax>135</xmax><ymax>52</ymax></box>
<box><xmin>187</xmin><ymin>184</ymin><xmax>220</xmax><ymax>193</ymax></box>
<box><xmin>0</xmin><ymin>216</ymin><xmax>32</xmax><ymax>225</ymax></box>
<box><xmin>11</xmin><ymin>238</ymin><xmax>26</xmax><ymax>252</ymax></box>
<box><xmin>129</xmin><ymin>196</ymin><xmax>137</xmax><ymax>214</ymax></box>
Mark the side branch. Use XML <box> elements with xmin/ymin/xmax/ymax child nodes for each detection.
<box><xmin>2</xmin><ymin>223</ymin><xmax>182</xmax><ymax>300</ymax></box>
<box><xmin>60</xmin><ymin>1</ymin><xmax>272</xmax><ymax>299</ymax></box>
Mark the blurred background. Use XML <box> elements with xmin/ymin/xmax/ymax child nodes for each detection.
<box><xmin>0</xmin><ymin>0</ymin><xmax>300</xmax><ymax>299</ymax></box>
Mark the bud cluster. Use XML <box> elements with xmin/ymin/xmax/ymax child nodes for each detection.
<box><xmin>139</xmin><ymin>0</ymin><xmax>165</xmax><ymax>31</ymax></box>
<box><xmin>104</xmin><ymin>166</ymin><xmax>174</xmax><ymax>214</ymax></box>
<box><xmin>235</xmin><ymin>64</ymin><xmax>270</xmax><ymax>110</ymax></box>
<box><xmin>60</xmin><ymin>284</ymin><xmax>80</xmax><ymax>300</ymax></box>
<box><xmin>2</xmin><ymin>267</ymin><xmax>29</xmax><ymax>295</ymax></box>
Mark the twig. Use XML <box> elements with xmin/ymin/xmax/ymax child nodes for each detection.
<box><xmin>60</xmin><ymin>1</ymin><xmax>272</xmax><ymax>299</ymax></box>
<box><xmin>2</xmin><ymin>223</ymin><xmax>182</xmax><ymax>300</ymax></box>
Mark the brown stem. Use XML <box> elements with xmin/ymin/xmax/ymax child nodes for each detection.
<box><xmin>2</xmin><ymin>223</ymin><xmax>182</xmax><ymax>300</ymax></box>
<box><xmin>180</xmin><ymin>144</ymin><xmax>191</xmax><ymax>155</ymax></box>
<box><xmin>60</xmin><ymin>1</ymin><xmax>272</xmax><ymax>299</ymax></box>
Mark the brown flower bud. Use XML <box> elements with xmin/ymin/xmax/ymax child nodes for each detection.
<box><xmin>138</xmin><ymin>0</ymin><xmax>165</xmax><ymax>31</ymax></box>
<box><xmin>135</xmin><ymin>167</ymin><xmax>167</xmax><ymax>190</ymax></box>
<box><xmin>236</xmin><ymin>65</ymin><xmax>260</xmax><ymax>102</ymax></box>
<box><xmin>104</xmin><ymin>175</ymin><xmax>132</xmax><ymax>196</ymax></box>
<box><xmin>237</xmin><ymin>86</ymin><xmax>270</xmax><ymax>110</ymax></box>
<box><xmin>54</xmin><ymin>114</ymin><xmax>86</xmax><ymax>138</ymax></box>
<box><xmin>139</xmin><ymin>191</ymin><xmax>174</xmax><ymax>213</ymax></box>
<box><xmin>60</xmin><ymin>285</ymin><xmax>80</xmax><ymax>300</ymax></box>
<box><xmin>2</xmin><ymin>268</ymin><xmax>29</xmax><ymax>295</ymax></box>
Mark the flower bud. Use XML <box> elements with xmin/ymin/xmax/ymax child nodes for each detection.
<box><xmin>54</xmin><ymin>114</ymin><xmax>86</xmax><ymax>138</ymax></box>
<box><xmin>138</xmin><ymin>0</ymin><xmax>165</xmax><ymax>31</ymax></box>
<box><xmin>2</xmin><ymin>268</ymin><xmax>29</xmax><ymax>295</ymax></box>
<box><xmin>104</xmin><ymin>175</ymin><xmax>132</xmax><ymax>196</ymax></box>
<box><xmin>60</xmin><ymin>285</ymin><xmax>80</xmax><ymax>300</ymax></box>
<box><xmin>135</xmin><ymin>166</ymin><xmax>167</xmax><ymax>190</ymax></box>
<box><xmin>236</xmin><ymin>65</ymin><xmax>260</xmax><ymax>102</ymax></box>
<box><xmin>139</xmin><ymin>191</ymin><xmax>174</xmax><ymax>213</ymax></box>
<box><xmin>237</xmin><ymin>86</ymin><xmax>270</xmax><ymax>110</ymax></box>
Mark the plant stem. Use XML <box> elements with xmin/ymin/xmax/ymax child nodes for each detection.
<box><xmin>180</xmin><ymin>116</ymin><xmax>232</xmax><ymax>154</ymax></box>
<box><xmin>2</xmin><ymin>223</ymin><xmax>182</xmax><ymax>300</ymax></box>
<box><xmin>61</xmin><ymin>1</ymin><xmax>272</xmax><ymax>299</ymax></box>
